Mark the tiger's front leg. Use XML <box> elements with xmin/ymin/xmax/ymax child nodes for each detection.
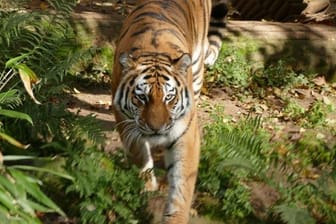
<box><xmin>162</xmin><ymin>114</ymin><xmax>200</xmax><ymax>224</ymax></box>
<box><xmin>125</xmin><ymin>140</ymin><xmax>159</xmax><ymax>192</ymax></box>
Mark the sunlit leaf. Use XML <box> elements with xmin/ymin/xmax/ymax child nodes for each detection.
<box><xmin>16</xmin><ymin>63</ymin><xmax>41</xmax><ymax>104</ymax></box>
<box><xmin>0</xmin><ymin>175</ymin><xmax>20</xmax><ymax>198</ymax></box>
<box><xmin>16</xmin><ymin>197</ymin><xmax>35</xmax><ymax>215</ymax></box>
<box><xmin>0</xmin><ymin>132</ymin><xmax>30</xmax><ymax>149</ymax></box>
<box><xmin>5</xmin><ymin>54</ymin><xmax>30</xmax><ymax>68</ymax></box>
<box><xmin>0</xmin><ymin>187</ymin><xmax>16</xmax><ymax>212</ymax></box>
<box><xmin>8</xmin><ymin>169</ymin><xmax>66</xmax><ymax>217</ymax></box>
<box><xmin>3</xmin><ymin>155</ymin><xmax>36</xmax><ymax>161</ymax></box>
<box><xmin>11</xmin><ymin>165</ymin><xmax>74</xmax><ymax>181</ymax></box>
<box><xmin>0</xmin><ymin>109</ymin><xmax>33</xmax><ymax>125</ymax></box>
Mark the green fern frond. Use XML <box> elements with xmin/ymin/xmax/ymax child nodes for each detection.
<box><xmin>68</xmin><ymin>114</ymin><xmax>106</xmax><ymax>145</ymax></box>
<box><xmin>1</xmin><ymin>2</ymin><xmax>78</xmax><ymax>87</ymax></box>
<box><xmin>0</xmin><ymin>89</ymin><xmax>22</xmax><ymax>109</ymax></box>
<box><xmin>203</xmin><ymin>115</ymin><xmax>268</xmax><ymax>175</ymax></box>
<box><xmin>46</xmin><ymin>0</ymin><xmax>76</xmax><ymax>16</ymax></box>
<box><xmin>274</xmin><ymin>204</ymin><xmax>315</xmax><ymax>224</ymax></box>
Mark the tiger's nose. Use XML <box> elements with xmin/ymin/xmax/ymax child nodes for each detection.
<box><xmin>146</xmin><ymin>116</ymin><xmax>172</xmax><ymax>133</ymax></box>
<box><xmin>143</xmin><ymin>103</ymin><xmax>172</xmax><ymax>133</ymax></box>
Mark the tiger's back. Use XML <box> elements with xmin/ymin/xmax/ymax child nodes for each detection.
<box><xmin>111</xmin><ymin>1</ymin><xmax>226</xmax><ymax>223</ymax></box>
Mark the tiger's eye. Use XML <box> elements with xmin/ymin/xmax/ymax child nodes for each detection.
<box><xmin>137</xmin><ymin>94</ymin><xmax>146</xmax><ymax>101</ymax></box>
<box><xmin>165</xmin><ymin>94</ymin><xmax>174</xmax><ymax>101</ymax></box>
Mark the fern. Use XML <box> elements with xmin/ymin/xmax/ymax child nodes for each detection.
<box><xmin>202</xmin><ymin>114</ymin><xmax>268</xmax><ymax>176</ymax></box>
<box><xmin>0</xmin><ymin>1</ymin><xmax>81</xmax><ymax>222</ymax></box>
<box><xmin>199</xmin><ymin>109</ymin><xmax>336</xmax><ymax>223</ymax></box>
<box><xmin>0</xmin><ymin>0</ymin><xmax>78</xmax><ymax>89</ymax></box>
<box><xmin>65</xmin><ymin>147</ymin><xmax>151</xmax><ymax>224</ymax></box>
<box><xmin>275</xmin><ymin>205</ymin><xmax>315</xmax><ymax>224</ymax></box>
<box><xmin>0</xmin><ymin>89</ymin><xmax>22</xmax><ymax>109</ymax></box>
<box><xmin>197</xmin><ymin>114</ymin><xmax>269</xmax><ymax>221</ymax></box>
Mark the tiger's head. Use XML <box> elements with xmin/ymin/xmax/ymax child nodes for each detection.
<box><xmin>113</xmin><ymin>52</ymin><xmax>193</xmax><ymax>136</ymax></box>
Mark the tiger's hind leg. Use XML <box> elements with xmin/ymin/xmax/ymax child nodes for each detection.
<box><xmin>205</xmin><ymin>1</ymin><xmax>228</xmax><ymax>66</ymax></box>
<box><xmin>162</xmin><ymin>115</ymin><xmax>200</xmax><ymax>224</ymax></box>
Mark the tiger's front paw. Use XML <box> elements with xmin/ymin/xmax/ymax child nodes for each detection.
<box><xmin>140</xmin><ymin>169</ymin><xmax>158</xmax><ymax>192</ymax></box>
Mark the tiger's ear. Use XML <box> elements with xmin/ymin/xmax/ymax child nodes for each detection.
<box><xmin>119</xmin><ymin>52</ymin><xmax>135</xmax><ymax>70</ymax></box>
<box><xmin>174</xmin><ymin>53</ymin><xmax>191</xmax><ymax>75</ymax></box>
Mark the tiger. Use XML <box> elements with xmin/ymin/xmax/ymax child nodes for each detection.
<box><xmin>111</xmin><ymin>1</ymin><xmax>227</xmax><ymax>223</ymax></box>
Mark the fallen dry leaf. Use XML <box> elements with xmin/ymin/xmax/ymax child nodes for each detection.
<box><xmin>312</xmin><ymin>76</ymin><xmax>327</xmax><ymax>86</ymax></box>
<box><xmin>322</xmin><ymin>96</ymin><xmax>332</xmax><ymax>105</ymax></box>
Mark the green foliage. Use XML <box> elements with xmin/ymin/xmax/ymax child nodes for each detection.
<box><xmin>199</xmin><ymin>109</ymin><xmax>336</xmax><ymax>223</ymax></box>
<box><xmin>65</xmin><ymin>147</ymin><xmax>151</xmax><ymax>224</ymax></box>
<box><xmin>206</xmin><ymin>40</ymin><xmax>258</xmax><ymax>88</ymax></box>
<box><xmin>0</xmin><ymin>89</ymin><xmax>22</xmax><ymax>109</ymax></box>
<box><xmin>0</xmin><ymin>0</ymin><xmax>78</xmax><ymax>95</ymax></box>
<box><xmin>70</xmin><ymin>45</ymin><xmax>114</xmax><ymax>87</ymax></box>
<box><xmin>283</xmin><ymin>98</ymin><xmax>334</xmax><ymax>127</ymax></box>
<box><xmin>0</xmin><ymin>155</ymin><xmax>73</xmax><ymax>224</ymax></box>
<box><xmin>198</xmin><ymin>113</ymin><xmax>269</xmax><ymax>221</ymax></box>
<box><xmin>252</xmin><ymin>60</ymin><xmax>312</xmax><ymax>89</ymax></box>
<box><xmin>283</xmin><ymin>98</ymin><xmax>306</xmax><ymax>120</ymax></box>
<box><xmin>275</xmin><ymin>205</ymin><xmax>315</xmax><ymax>224</ymax></box>
<box><xmin>206</xmin><ymin>40</ymin><xmax>316</xmax><ymax>93</ymax></box>
<box><xmin>0</xmin><ymin>0</ymin><xmax>84</xmax><ymax>222</ymax></box>
<box><xmin>306</xmin><ymin>100</ymin><xmax>333</xmax><ymax>127</ymax></box>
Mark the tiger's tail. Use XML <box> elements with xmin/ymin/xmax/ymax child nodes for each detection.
<box><xmin>205</xmin><ymin>1</ymin><xmax>228</xmax><ymax>66</ymax></box>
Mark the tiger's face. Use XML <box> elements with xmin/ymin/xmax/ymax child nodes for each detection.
<box><xmin>113</xmin><ymin>53</ymin><xmax>192</xmax><ymax>136</ymax></box>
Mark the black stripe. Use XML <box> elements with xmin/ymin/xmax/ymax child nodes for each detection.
<box><xmin>209</xmin><ymin>39</ymin><xmax>221</xmax><ymax>48</ymax></box>
<box><xmin>131</xmin><ymin>26</ymin><xmax>152</xmax><ymax>37</ymax></box>
<box><xmin>167</xmin><ymin>162</ymin><xmax>174</xmax><ymax>171</ymax></box>
<box><xmin>192</xmin><ymin>65</ymin><xmax>202</xmax><ymax>81</ymax></box>
<box><xmin>174</xmin><ymin>77</ymin><xmax>181</xmax><ymax>87</ymax></box>
<box><xmin>208</xmin><ymin>30</ymin><xmax>225</xmax><ymax>40</ymax></box>
<box><xmin>117</xmin><ymin>82</ymin><xmax>126</xmax><ymax>106</ymax></box>
<box><xmin>159</xmin><ymin>0</ymin><xmax>187</xmax><ymax>16</ymax></box>
<box><xmin>141</xmin><ymin>66</ymin><xmax>153</xmax><ymax>75</ymax></box>
<box><xmin>118</xmin><ymin>3</ymin><xmax>148</xmax><ymax>40</ymax></box>
<box><xmin>179</xmin><ymin>89</ymin><xmax>185</xmax><ymax>112</ymax></box>
<box><xmin>184</xmin><ymin>88</ymin><xmax>190</xmax><ymax>108</ymax></box>
<box><xmin>159</xmin><ymin>74</ymin><xmax>170</xmax><ymax>81</ymax></box>
<box><xmin>210</xmin><ymin>21</ymin><xmax>226</xmax><ymax>28</ymax></box>
<box><xmin>143</xmin><ymin>74</ymin><xmax>152</xmax><ymax>80</ymax></box>
<box><xmin>192</xmin><ymin>52</ymin><xmax>201</xmax><ymax>65</ymax></box>
<box><xmin>120</xmin><ymin>87</ymin><xmax>131</xmax><ymax>118</ymax></box>
<box><xmin>134</xmin><ymin>12</ymin><xmax>176</xmax><ymax>27</ymax></box>
<box><xmin>194</xmin><ymin>88</ymin><xmax>201</xmax><ymax>96</ymax></box>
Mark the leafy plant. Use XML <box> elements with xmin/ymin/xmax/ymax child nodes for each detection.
<box><xmin>65</xmin><ymin>147</ymin><xmax>151</xmax><ymax>224</ymax></box>
<box><xmin>197</xmin><ymin>113</ymin><xmax>269</xmax><ymax>221</ymax></box>
<box><xmin>306</xmin><ymin>100</ymin><xmax>333</xmax><ymax>127</ymax></box>
<box><xmin>71</xmin><ymin>45</ymin><xmax>114</xmax><ymax>87</ymax></box>
<box><xmin>283</xmin><ymin>98</ymin><xmax>306</xmax><ymax>121</ymax></box>
<box><xmin>206</xmin><ymin>40</ymin><xmax>259</xmax><ymax>88</ymax></box>
<box><xmin>275</xmin><ymin>204</ymin><xmax>315</xmax><ymax>224</ymax></box>
<box><xmin>0</xmin><ymin>0</ymin><xmax>80</xmax><ymax>222</ymax></box>
<box><xmin>198</xmin><ymin>107</ymin><xmax>336</xmax><ymax>223</ymax></box>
